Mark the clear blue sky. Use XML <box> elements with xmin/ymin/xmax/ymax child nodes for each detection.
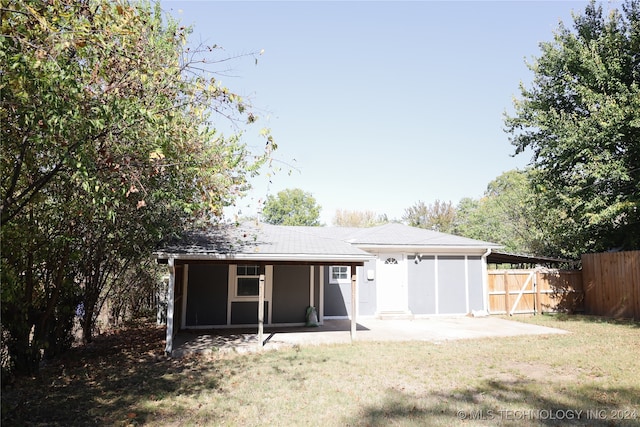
<box><xmin>161</xmin><ymin>0</ymin><xmax>596</xmax><ymax>225</ymax></box>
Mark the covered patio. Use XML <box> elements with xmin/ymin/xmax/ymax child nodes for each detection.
<box><xmin>155</xmin><ymin>222</ymin><xmax>373</xmax><ymax>355</ymax></box>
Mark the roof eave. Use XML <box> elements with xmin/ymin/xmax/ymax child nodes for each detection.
<box><xmin>154</xmin><ymin>252</ymin><xmax>374</xmax><ymax>263</ymax></box>
<box><xmin>354</xmin><ymin>244</ymin><xmax>502</xmax><ymax>254</ymax></box>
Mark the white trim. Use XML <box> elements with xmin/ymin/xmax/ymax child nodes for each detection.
<box><xmin>156</xmin><ymin>253</ymin><xmax>372</xmax><ymax>262</ymax></box>
<box><xmin>182</xmin><ymin>322</ymin><xmax>307</xmax><ymax>329</ymax></box>
<box><xmin>227</xmin><ymin>266</ymin><xmax>234</xmax><ymax>325</ymax></box>
<box><xmin>258</xmin><ymin>273</ymin><xmax>265</xmax><ymax>349</ymax></box>
<box><xmin>434</xmin><ymin>255</ymin><xmax>439</xmax><ymax>315</ymax></box>
<box><xmin>234</xmin><ymin>264</ymin><xmax>261</xmax><ymax>299</ymax></box>
<box><xmin>329</xmin><ymin>265</ymin><xmax>351</xmax><ymax>284</ymax></box>
<box><xmin>227</xmin><ymin>264</ymin><xmax>273</xmax><ymax>325</ymax></box>
<box><xmin>266</xmin><ymin>265</ymin><xmax>273</xmax><ymax>325</ymax></box>
<box><xmin>310</xmin><ymin>266</ymin><xmax>315</xmax><ymax>307</ymax></box>
<box><xmin>354</xmin><ymin>245</ymin><xmax>498</xmax><ymax>254</ymax></box>
<box><xmin>464</xmin><ymin>256</ymin><xmax>470</xmax><ymax>314</ymax></box>
<box><xmin>324</xmin><ymin>315</ymin><xmax>350</xmax><ymax>320</ymax></box>
<box><xmin>350</xmin><ymin>270</ymin><xmax>357</xmax><ymax>338</ymax></box>
<box><xmin>165</xmin><ymin>257</ymin><xmax>175</xmax><ymax>355</ymax></box>
<box><xmin>319</xmin><ymin>267</ymin><xmax>324</xmax><ymax>324</ymax></box>
<box><xmin>481</xmin><ymin>248</ymin><xmax>491</xmax><ymax>313</ymax></box>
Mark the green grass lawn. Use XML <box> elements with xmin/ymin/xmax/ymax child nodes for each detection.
<box><xmin>2</xmin><ymin>314</ymin><xmax>639</xmax><ymax>426</ymax></box>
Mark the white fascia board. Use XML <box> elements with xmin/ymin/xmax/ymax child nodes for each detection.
<box><xmin>354</xmin><ymin>245</ymin><xmax>499</xmax><ymax>255</ymax></box>
<box><xmin>155</xmin><ymin>252</ymin><xmax>374</xmax><ymax>263</ymax></box>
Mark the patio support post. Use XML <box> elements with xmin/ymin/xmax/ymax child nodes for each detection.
<box><xmin>350</xmin><ymin>264</ymin><xmax>357</xmax><ymax>341</ymax></box>
<box><xmin>258</xmin><ymin>264</ymin><xmax>266</xmax><ymax>349</ymax></box>
<box><xmin>165</xmin><ymin>257</ymin><xmax>175</xmax><ymax>355</ymax></box>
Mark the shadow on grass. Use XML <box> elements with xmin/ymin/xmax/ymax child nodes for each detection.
<box><xmin>543</xmin><ymin>313</ymin><xmax>640</xmax><ymax>328</ymax></box>
<box><xmin>348</xmin><ymin>379</ymin><xmax>640</xmax><ymax>426</ymax></box>
<box><xmin>1</xmin><ymin>322</ymin><xmax>232</xmax><ymax>426</ymax></box>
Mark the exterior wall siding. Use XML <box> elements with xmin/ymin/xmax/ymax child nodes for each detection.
<box><xmin>438</xmin><ymin>256</ymin><xmax>467</xmax><ymax>314</ymax></box>
<box><xmin>323</xmin><ymin>265</ymin><xmax>350</xmax><ymax>317</ymax></box>
<box><xmin>181</xmin><ymin>252</ymin><xmax>486</xmax><ymax>327</ymax></box>
<box><xmin>231</xmin><ymin>301</ymin><xmax>269</xmax><ymax>324</ymax></box>
<box><xmin>407</xmin><ymin>255</ymin><xmax>436</xmax><ymax>314</ymax></box>
<box><xmin>467</xmin><ymin>256</ymin><xmax>484</xmax><ymax>311</ymax></box>
<box><xmin>185</xmin><ymin>264</ymin><xmax>228</xmax><ymax>326</ymax></box>
<box><xmin>272</xmin><ymin>265</ymin><xmax>310</xmax><ymax>323</ymax></box>
<box><xmin>323</xmin><ymin>263</ymin><xmax>376</xmax><ymax>317</ymax></box>
<box><xmin>358</xmin><ymin>261</ymin><xmax>377</xmax><ymax>316</ymax></box>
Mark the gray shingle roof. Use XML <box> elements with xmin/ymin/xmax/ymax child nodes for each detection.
<box><xmin>156</xmin><ymin>222</ymin><xmax>500</xmax><ymax>262</ymax></box>
<box><xmin>155</xmin><ymin>222</ymin><xmax>372</xmax><ymax>262</ymax></box>
<box><xmin>284</xmin><ymin>223</ymin><xmax>501</xmax><ymax>248</ymax></box>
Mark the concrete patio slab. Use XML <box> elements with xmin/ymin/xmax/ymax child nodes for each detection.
<box><xmin>171</xmin><ymin>316</ymin><xmax>568</xmax><ymax>357</ymax></box>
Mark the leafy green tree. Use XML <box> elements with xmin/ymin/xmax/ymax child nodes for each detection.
<box><xmin>1</xmin><ymin>0</ymin><xmax>273</xmax><ymax>374</ymax></box>
<box><xmin>454</xmin><ymin>170</ymin><xmax>545</xmax><ymax>254</ymax></box>
<box><xmin>402</xmin><ymin>200</ymin><xmax>456</xmax><ymax>233</ymax></box>
<box><xmin>332</xmin><ymin>209</ymin><xmax>388</xmax><ymax>227</ymax></box>
<box><xmin>504</xmin><ymin>0</ymin><xmax>640</xmax><ymax>257</ymax></box>
<box><xmin>261</xmin><ymin>188</ymin><xmax>321</xmax><ymax>226</ymax></box>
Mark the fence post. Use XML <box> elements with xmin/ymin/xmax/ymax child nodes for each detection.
<box><xmin>535</xmin><ymin>269</ymin><xmax>541</xmax><ymax>315</ymax></box>
<box><xmin>503</xmin><ymin>271</ymin><xmax>509</xmax><ymax>314</ymax></box>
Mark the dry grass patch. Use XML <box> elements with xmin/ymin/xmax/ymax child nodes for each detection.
<box><xmin>2</xmin><ymin>315</ymin><xmax>639</xmax><ymax>426</ymax></box>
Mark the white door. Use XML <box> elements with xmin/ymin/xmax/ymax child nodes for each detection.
<box><xmin>376</xmin><ymin>254</ymin><xmax>408</xmax><ymax>312</ymax></box>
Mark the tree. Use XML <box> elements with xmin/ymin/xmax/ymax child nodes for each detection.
<box><xmin>1</xmin><ymin>0</ymin><xmax>273</xmax><ymax>374</ymax></box>
<box><xmin>332</xmin><ymin>209</ymin><xmax>388</xmax><ymax>227</ymax></box>
<box><xmin>504</xmin><ymin>0</ymin><xmax>640</xmax><ymax>257</ymax></box>
<box><xmin>454</xmin><ymin>170</ymin><xmax>546</xmax><ymax>254</ymax></box>
<box><xmin>261</xmin><ymin>189</ymin><xmax>321</xmax><ymax>226</ymax></box>
<box><xmin>402</xmin><ymin>200</ymin><xmax>456</xmax><ymax>233</ymax></box>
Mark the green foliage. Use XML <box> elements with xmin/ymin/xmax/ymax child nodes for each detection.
<box><xmin>454</xmin><ymin>170</ymin><xmax>547</xmax><ymax>254</ymax></box>
<box><xmin>332</xmin><ymin>209</ymin><xmax>388</xmax><ymax>227</ymax></box>
<box><xmin>261</xmin><ymin>188</ymin><xmax>321</xmax><ymax>226</ymax></box>
<box><xmin>1</xmin><ymin>0</ymin><xmax>273</xmax><ymax>373</ymax></box>
<box><xmin>504</xmin><ymin>0</ymin><xmax>640</xmax><ymax>257</ymax></box>
<box><xmin>403</xmin><ymin>200</ymin><xmax>456</xmax><ymax>233</ymax></box>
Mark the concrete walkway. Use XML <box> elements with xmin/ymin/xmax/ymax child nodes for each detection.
<box><xmin>171</xmin><ymin>316</ymin><xmax>568</xmax><ymax>357</ymax></box>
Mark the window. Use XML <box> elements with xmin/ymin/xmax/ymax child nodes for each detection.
<box><xmin>236</xmin><ymin>265</ymin><xmax>260</xmax><ymax>296</ymax></box>
<box><xmin>385</xmin><ymin>257</ymin><xmax>398</xmax><ymax>264</ymax></box>
<box><xmin>329</xmin><ymin>266</ymin><xmax>350</xmax><ymax>284</ymax></box>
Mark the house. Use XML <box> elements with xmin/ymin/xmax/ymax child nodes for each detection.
<box><xmin>155</xmin><ymin>221</ymin><xmax>501</xmax><ymax>354</ymax></box>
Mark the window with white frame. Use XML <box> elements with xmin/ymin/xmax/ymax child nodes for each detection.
<box><xmin>329</xmin><ymin>265</ymin><xmax>350</xmax><ymax>284</ymax></box>
<box><xmin>236</xmin><ymin>265</ymin><xmax>260</xmax><ymax>296</ymax></box>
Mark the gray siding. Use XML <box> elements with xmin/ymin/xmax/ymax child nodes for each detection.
<box><xmin>407</xmin><ymin>255</ymin><xmax>436</xmax><ymax>314</ymax></box>
<box><xmin>272</xmin><ymin>265</ymin><xmax>310</xmax><ymax>323</ymax></box>
<box><xmin>323</xmin><ymin>266</ymin><xmax>349</xmax><ymax>316</ymax></box>
<box><xmin>438</xmin><ymin>256</ymin><xmax>467</xmax><ymax>314</ymax></box>
<box><xmin>467</xmin><ymin>256</ymin><xmax>484</xmax><ymax>311</ymax></box>
<box><xmin>231</xmin><ymin>301</ymin><xmax>269</xmax><ymax>324</ymax></box>
<box><xmin>323</xmin><ymin>264</ymin><xmax>376</xmax><ymax>317</ymax></box>
<box><xmin>185</xmin><ymin>264</ymin><xmax>228</xmax><ymax>326</ymax></box>
<box><xmin>358</xmin><ymin>261</ymin><xmax>377</xmax><ymax>316</ymax></box>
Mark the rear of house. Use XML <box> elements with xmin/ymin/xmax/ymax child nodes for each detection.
<box><xmin>156</xmin><ymin>222</ymin><xmax>500</xmax><ymax>353</ymax></box>
<box><xmin>302</xmin><ymin>224</ymin><xmax>497</xmax><ymax>319</ymax></box>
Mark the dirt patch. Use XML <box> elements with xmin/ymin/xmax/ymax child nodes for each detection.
<box><xmin>1</xmin><ymin>320</ymin><xmax>171</xmax><ymax>426</ymax></box>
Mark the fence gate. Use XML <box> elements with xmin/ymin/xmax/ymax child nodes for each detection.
<box><xmin>487</xmin><ymin>268</ymin><xmax>583</xmax><ymax>315</ymax></box>
<box><xmin>488</xmin><ymin>269</ymin><xmax>537</xmax><ymax>315</ymax></box>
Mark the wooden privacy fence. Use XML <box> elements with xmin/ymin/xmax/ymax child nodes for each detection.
<box><xmin>582</xmin><ymin>251</ymin><xmax>640</xmax><ymax>320</ymax></box>
<box><xmin>488</xmin><ymin>269</ymin><xmax>584</xmax><ymax>315</ymax></box>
